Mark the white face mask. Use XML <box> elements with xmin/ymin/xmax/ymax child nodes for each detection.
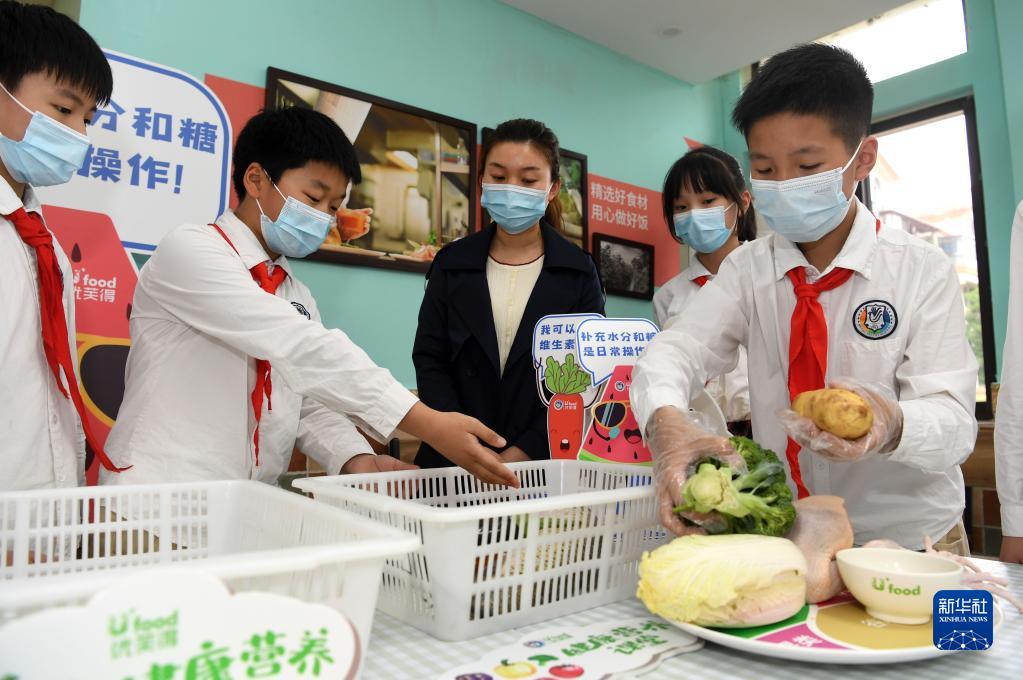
<box><xmin>256</xmin><ymin>172</ymin><xmax>336</xmax><ymax>258</ymax></box>
<box><xmin>673</xmin><ymin>202</ymin><xmax>736</xmax><ymax>253</ymax></box>
<box><xmin>750</xmin><ymin>140</ymin><xmax>863</xmax><ymax>242</ymax></box>
<box><xmin>0</xmin><ymin>81</ymin><xmax>91</xmax><ymax>187</ymax></box>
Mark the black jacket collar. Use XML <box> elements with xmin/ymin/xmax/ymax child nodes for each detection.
<box><xmin>435</xmin><ymin>220</ymin><xmax>594</xmax><ymax>378</ymax></box>
<box><xmin>436</xmin><ymin>221</ymin><xmax>592</xmax><ymax>273</ymax></box>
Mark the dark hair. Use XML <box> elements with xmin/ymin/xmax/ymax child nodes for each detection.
<box><xmin>232</xmin><ymin>107</ymin><xmax>361</xmax><ymax>200</ymax></box>
<box><xmin>661</xmin><ymin>146</ymin><xmax>757</xmax><ymax>244</ymax></box>
<box><xmin>0</xmin><ymin>1</ymin><xmax>112</xmax><ymax>105</ymax></box>
<box><xmin>480</xmin><ymin>118</ymin><xmax>563</xmax><ymax>231</ymax></box>
<box><xmin>731</xmin><ymin>43</ymin><xmax>873</xmax><ymax>152</ymax></box>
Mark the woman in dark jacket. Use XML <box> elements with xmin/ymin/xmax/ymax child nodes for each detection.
<box><xmin>413</xmin><ymin>119</ymin><xmax>605</xmax><ymax>467</ymax></box>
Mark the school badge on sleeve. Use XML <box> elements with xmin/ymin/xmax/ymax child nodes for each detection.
<box><xmin>853</xmin><ymin>300</ymin><xmax>897</xmax><ymax>340</ymax></box>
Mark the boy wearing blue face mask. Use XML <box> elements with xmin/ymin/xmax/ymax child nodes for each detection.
<box><xmin>633</xmin><ymin>43</ymin><xmax>977</xmax><ymax>554</ymax></box>
<box><xmin>0</xmin><ymin>1</ymin><xmax>129</xmax><ymax>491</ymax></box>
<box><xmin>652</xmin><ymin>146</ymin><xmax>757</xmax><ymax>435</ymax></box>
<box><xmin>103</xmin><ymin>108</ymin><xmax>520</xmax><ymax>489</ymax></box>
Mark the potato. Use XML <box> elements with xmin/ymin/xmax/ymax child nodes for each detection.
<box><xmin>792</xmin><ymin>391</ymin><xmax>817</xmax><ymax>419</ymax></box>
<box><xmin>791</xmin><ymin>388</ymin><xmax>873</xmax><ymax>440</ymax></box>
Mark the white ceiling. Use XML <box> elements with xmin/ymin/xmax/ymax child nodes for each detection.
<box><xmin>502</xmin><ymin>0</ymin><xmax>911</xmax><ymax>83</ymax></box>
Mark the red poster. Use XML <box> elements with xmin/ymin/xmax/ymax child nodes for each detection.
<box><xmin>588</xmin><ymin>175</ymin><xmax>678</xmax><ymax>287</ymax></box>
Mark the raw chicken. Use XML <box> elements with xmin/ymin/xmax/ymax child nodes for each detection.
<box><xmin>785</xmin><ymin>495</ymin><xmax>854</xmax><ymax>603</ymax></box>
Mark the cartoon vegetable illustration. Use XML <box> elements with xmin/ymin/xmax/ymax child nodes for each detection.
<box><xmin>792</xmin><ymin>388</ymin><xmax>873</xmax><ymax>439</ymax></box>
<box><xmin>493</xmin><ymin>659</ymin><xmax>537</xmax><ymax>679</ymax></box>
<box><xmin>549</xmin><ymin>664</ymin><xmax>585</xmax><ymax>678</ymax></box>
<box><xmin>674</xmin><ymin>436</ymin><xmax>796</xmax><ymax>537</ymax></box>
<box><xmin>544</xmin><ymin>353</ymin><xmax>591</xmax><ymax>459</ymax></box>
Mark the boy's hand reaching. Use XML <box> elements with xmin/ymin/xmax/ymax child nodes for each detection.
<box><xmin>399</xmin><ymin>403</ymin><xmax>519</xmax><ymax>488</ymax></box>
<box><xmin>779</xmin><ymin>378</ymin><xmax>903</xmax><ymax>462</ymax></box>
<box><xmin>341</xmin><ymin>453</ymin><xmax>418</xmax><ymax>474</ymax></box>
<box><xmin>646</xmin><ymin>406</ymin><xmax>745</xmax><ymax>536</ymax></box>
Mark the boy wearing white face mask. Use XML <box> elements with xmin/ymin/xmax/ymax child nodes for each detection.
<box><xmin>633</xmin><ymin>44</ymin><xmax>977</xmax><ymax>552</ymax></box>
<box><xmin>0</xmin><ymin>2</ymin><xmax>128</xmax><ymax>491</ymax></box>
<box><xmin>652</xmin><ymin>146</ymin><xmax>757</xmax><ymax>435</ymax></box>
<box><xmin>103</xmin><ymin>108</ymin><xmax>521</xmax><ymax>489</ymax></box>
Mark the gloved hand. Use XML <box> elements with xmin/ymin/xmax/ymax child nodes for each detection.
<box><xmin>646</xmin><ymin>406</ymin><xmax>745</xmax><ymax>536</ymax></box>
<box><xmin>778</xmin><ymin>377</ymin><xmax>903</xmax><ymax>462</ymax></box>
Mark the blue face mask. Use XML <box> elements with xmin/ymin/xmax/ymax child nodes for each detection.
<box><xmin>0</xmin><ymin>82</ymin><xmax>91</xmax><ymax>187</ymax></box>
<box><xmin>673</xmin><ymin>202</ymin><xmax>736</xmax><ymax>253</ymax></box>
<box><xmin>256</xmin><ymin>175</ymin><xmax>336</xmax><ymax>258</ymax></box>
<box><xmin>481</xmin><ymin>182</ymin><xmax>550</xmax><ymax>234</ymax></box>
<box><xmin>750</xmin><ymin>141</ymin><xmax>862</xmax><ymax>243</ymax></box>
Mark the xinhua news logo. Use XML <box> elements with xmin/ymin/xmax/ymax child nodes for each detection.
<box><xmin>933</xmin><ymin>590</ymin><xmax>994</xmax><ymax>651</ymax></box>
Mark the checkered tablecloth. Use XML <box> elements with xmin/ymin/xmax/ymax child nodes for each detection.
<box><xmin>364</xmin><ymin>559</ymin><xmax>1022</xmax><ymax>679</ymax></box>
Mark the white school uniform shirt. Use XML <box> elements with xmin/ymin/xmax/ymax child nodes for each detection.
<box><xmin>633</xmin><ymin>199</ymin><xmax>978</xmax><ymax>548</ymax></box>
<box><xmin>0</xmin><ymin>177</ymin><xmax>85</xmax><ymax>491</ymax></box>
<box><xmin>102</xmin><ymin>211</ymin><xmax>416</xmax><ymax>486</ymax></box>
<box><xmin>994</xmin><ymin>200</ymin><xmax>1023</xmax><ymax>537</ymax></box>
<box><xmin>653</xmin><ymin>257</ymin><xmax>751</xmax><ymax>423</ymax></box>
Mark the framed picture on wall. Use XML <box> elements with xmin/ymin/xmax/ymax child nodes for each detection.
<box><xmin>593</xmin><ymin>233</ymin><xmax>654</xmax><ymax>300</ymax></box>
<box><xmin>481</xmin><ymin>127</ymin><xmax>588</xmax><ymax>251</ymax></box>
<box><xmin>558</xmin><ymin>148</ymin><xmax>588</xmax><ymax>251</ymax></box>
<box><xmin>266</xmin><ymin>67</ymin><xmax>477</xmax><ymax>273</ymax></box>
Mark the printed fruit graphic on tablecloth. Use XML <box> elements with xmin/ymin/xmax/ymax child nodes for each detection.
<box><xmin>493</xmin><ymin>659</ymin><xmax>537</xmax><ymax>679</ymax></box>
<box><xmin>544</xmin><ymin>353</ymin><xmax>591</xmax><ymax>460</ymax></box>
<box><xmin>578</xmin><ymin>365</ymin><xmax>651</xmax><ymax>465</ymax></box>
<box><xmin>549</xmin><ymin>664</ymin><xmax>585</xmax><ymax>678</ymax></box>
<box><xmin>455</xmin><ymin>674</ymin><xmax>494</xmax><ymax>680</ymax></box>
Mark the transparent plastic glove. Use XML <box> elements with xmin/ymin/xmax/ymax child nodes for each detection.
<box><xmin>646</xmin><ymin>406</ymin><xmax>745</xmax><ymax>536</ymax></box>
<box><xmin>778</xmin><ymin>377</ymin><xmax>903</xmax><ymax>462</ymax></box>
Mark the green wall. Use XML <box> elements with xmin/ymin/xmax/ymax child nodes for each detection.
<box><xmin>77</xmin><ymin>0</ymin><xmax>722</xmax><ymax>386</ymax></box>
<box><xmin>76</xmin><ymin>0</ymin><xmax>1020</xmax><ymax>383</ymax></box>
<box><xmin>993</xmin><ymin>0</ymin><xmax>1023</xmax><ymax>206</ymax></box>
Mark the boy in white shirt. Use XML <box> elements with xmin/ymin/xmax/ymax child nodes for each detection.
<box><xmin>633</xmin><ymin>44</ymin><xmax>977</xmax><ymax>550</ymax></box>
<box><xmin>0</xmin><ymin>0</ymin><xmax>125</xmax><ymax>490</ymax></box>
<box><xmin>104</xmin><ymin>108</ymin><xmax>518</xmax><ymax>488</ymax></box>
<box><xmin>994</xmin><ymin>199</ymin><xmax>1023</xmax><ymax>563</ymax></box>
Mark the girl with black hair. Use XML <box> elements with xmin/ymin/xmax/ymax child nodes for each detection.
<box><xmin>653</xmin><ymin>145</ymin><xmax>756</xmax><ymax>434</ymax></box>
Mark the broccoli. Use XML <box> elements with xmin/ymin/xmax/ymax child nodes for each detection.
<box><xmin>673</xmin><ymin>436</ymin><xmax>796</xmax><ymax>537</ymax></box>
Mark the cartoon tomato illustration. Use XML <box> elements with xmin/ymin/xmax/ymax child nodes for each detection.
<box><xmin>549</xmin><ymin>664</ymin><xmax>585</xmax><ymax>678</ymax></box>
<box><xmin>493</xmin><ymin>659</ymin><xmax>537</xmax><ymax>679</ymax></box>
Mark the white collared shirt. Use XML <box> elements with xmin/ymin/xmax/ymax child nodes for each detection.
<box><xmin>0</xmin><ymin>177</ymin><xmax>84</xmax><ymax>491</ymax></box>
<box><xmin>995</xmin><ymin>200</ymin><xmax>1023</xmax><ymax>537</ymax></box>
<box><xmin>102</xmin><ymin>211</ymin><xmax>417</xmax><ymax>486</ymax></box>
<box><xmin>634</xmin><ymin>199</ymin><xmax>978</xmax><ymax>547</ymax></box>
<box><xmin>653</xmin><ymin>259</ymin><xmax>750</xmax><ymax>423</ymax></box>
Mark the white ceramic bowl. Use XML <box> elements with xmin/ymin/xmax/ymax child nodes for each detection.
<box><xmin>836</xmin><ymin>548</ymin><xmax>963</xmax><ymax>625</ymax></box>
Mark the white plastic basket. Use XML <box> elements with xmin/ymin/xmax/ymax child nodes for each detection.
<box><xmin>0</xmin><ymin>480</ymin><xmax>418</xmax><ymax>656</ymax></box>
<box><xmin>295</xmin><ymin>461</ymin><xmax>667</xmax><ymax>640</ymax></box>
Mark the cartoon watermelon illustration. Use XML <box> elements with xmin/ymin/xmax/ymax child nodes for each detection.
<box><xmin>42</xmin><ymin>205</ymin><xmax>138</xmax><ymax>483</ymax></box>
<box><xmin>578</xmin><ymin>365</ymin><xmax>651</xmax><ymax>465</ymax></box>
